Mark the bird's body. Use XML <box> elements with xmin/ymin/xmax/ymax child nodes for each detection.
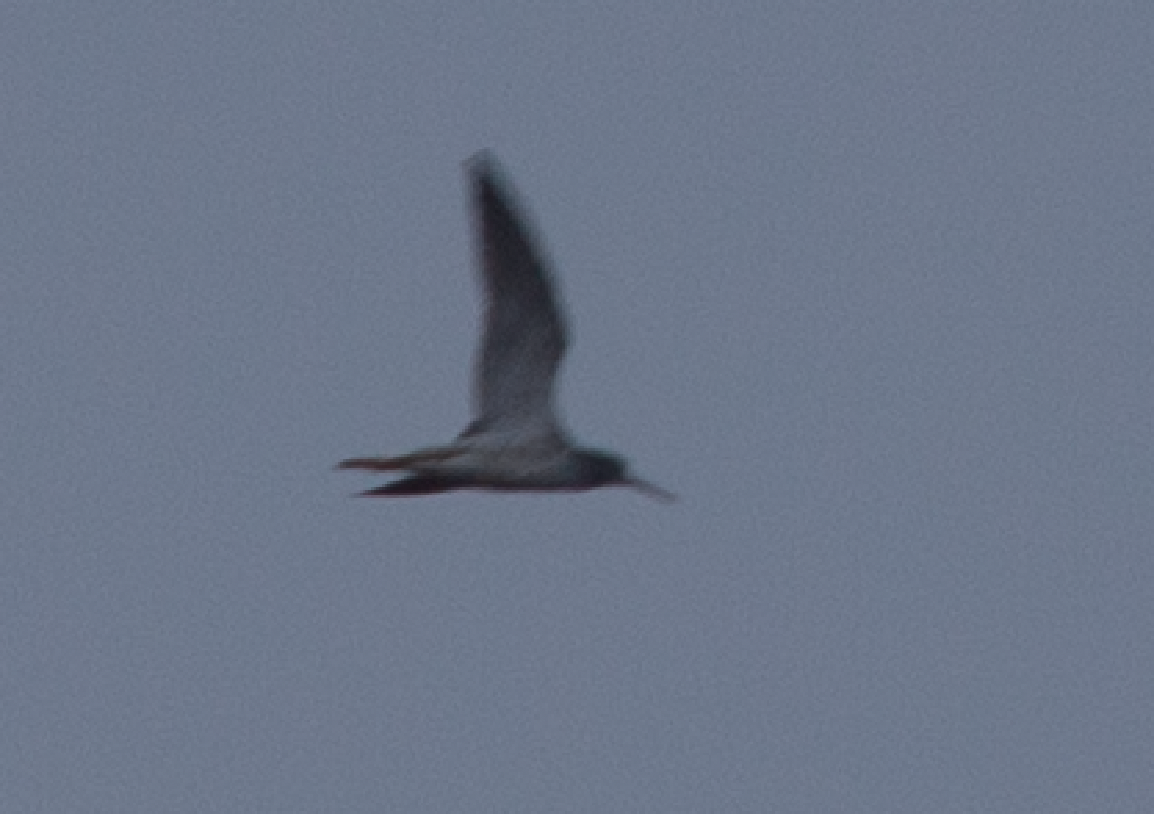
<box><xmin>337</xmin><ymin>152</ymin><xmax>673</xmax><ymax>502</ymax></box>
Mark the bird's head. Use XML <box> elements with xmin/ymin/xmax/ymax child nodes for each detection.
<box><xmin>577</xmin><ymin>450</ymin><xmax>677</xmax><ymax>503</ymax></box>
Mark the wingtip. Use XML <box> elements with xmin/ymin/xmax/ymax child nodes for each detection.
<box><xmin>465</xmin><ymin>149</ymin><xmax>499</xmax><ymax>179</ymax></box>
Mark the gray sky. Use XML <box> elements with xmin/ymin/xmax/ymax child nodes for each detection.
<box><xmin>3</xmin><ymin>3</ymin><xmax>1152</xmax><ymax>812</ymax></box>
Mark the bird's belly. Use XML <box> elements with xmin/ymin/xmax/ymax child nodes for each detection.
<box><xmin>417</xmin><ymin>439</ymin><xmax>575</xmax><ymax>488</ymax></box>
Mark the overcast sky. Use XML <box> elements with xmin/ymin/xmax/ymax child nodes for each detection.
<box><xmin>3</xmin><ymin>3</ymin><xmax>1152</xmax><ymax>812</ymax></box>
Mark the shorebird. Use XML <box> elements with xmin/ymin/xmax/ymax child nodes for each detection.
<box><xmin>337</xmin><ymin>151</ymin><xmax>674</xmax><ymax>502</ymax></box>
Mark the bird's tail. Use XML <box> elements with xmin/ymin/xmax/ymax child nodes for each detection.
<box><xmin>357</xmin><ymin>473</ymin><xmax>471</xmax><ymax>497</ymax></box>
<box><xmin>335</xmin><ymin>447</ymin><xmax>460</xmax><ymax>473</ymax></box>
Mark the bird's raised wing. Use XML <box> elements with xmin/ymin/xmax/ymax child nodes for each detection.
<box><xmin>467</xmin><ymin>152</ymin><xmax>569</xmax><ymax>435</ymax></box>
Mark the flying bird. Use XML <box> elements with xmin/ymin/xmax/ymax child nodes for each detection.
<box><xmin>337</xmin><ymin>152</ymin><xmax>674</xmax><ymax>502</ymax></box>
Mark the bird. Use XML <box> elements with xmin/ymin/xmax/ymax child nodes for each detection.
<box><xmin>337</xmin><ymin>151</ymin><xmax>675</xmax><ymax>502</ymax></box>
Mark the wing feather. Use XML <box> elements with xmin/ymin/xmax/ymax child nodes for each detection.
<box><xmin>467</xmin><ymin>153</ymin><xmax>569</xmax><ymax>435</ymax></box>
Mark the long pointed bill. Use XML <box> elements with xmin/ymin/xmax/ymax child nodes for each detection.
<box><xmin>626</xmin><ymin>476</ymin><xmax>678</xmax><ymax>503</ymax></box>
